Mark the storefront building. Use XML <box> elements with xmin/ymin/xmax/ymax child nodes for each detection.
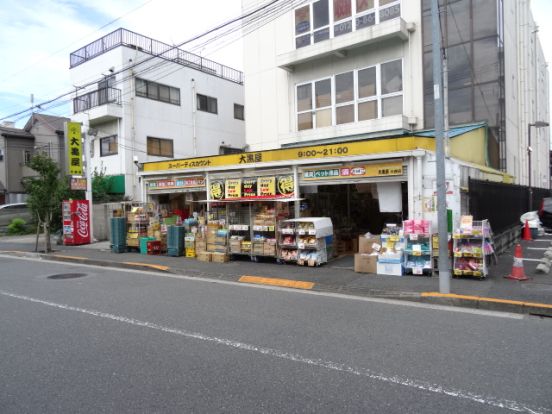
<box><xmin>139</xmin><ymin>125</ymin><xmax>512</xmax><ymax>250</ymax></box>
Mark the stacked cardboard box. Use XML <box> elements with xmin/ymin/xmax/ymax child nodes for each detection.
<box><xmin>212</xmin><ymin>252</ymin><xmax>229</xmax><ymax>263</ymax></box>
<box><xmin>354</xmin><ymin>235</ymin><xmax>381</xmax><ymax>274</ymax></box>
<box><xmin>197</xmin><ymin>251</ymin><xmax>212</xmax><ymax>262</ymax></box>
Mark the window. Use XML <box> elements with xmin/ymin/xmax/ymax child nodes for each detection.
<box><xmin>234</xmin><ymin>103</ymin><xmax>245</xmax><ymax>120</ymax></box>
<box><xmin>296</xmin><ymin>59</ymin><xmax>403</xmax><ymax>130</ymax></box>
<box><xmin>100</xmin><ymin>135</ymin><xmax>118</xmax><ymax>157</ymax></box>
<box><xmin>294</xmin><ymin>0</ymin><xmax>400</xmax><ymax>48</ymax></box>
<box><xmin>147</xmin><ymin>137</ymin><xmax>174</xmax><ymax>158</ymax></box>
<box><xmin>135</xmin><ymin>78</ymin><xmax>180</xmax><ymax>105</ymax></box>
<box><xmin>197</xmin><ymin>94</ymin><xmax>218</xmax><ymax>114</ymax></box>
<box><xmin>24</xmin><ymin>150</ymin><xmax>32</xmax><ymax>165</ymax></box>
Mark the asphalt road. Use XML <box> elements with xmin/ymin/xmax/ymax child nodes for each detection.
<box><xmin>1</xmin><ymin>255</ymin><xmax>551</xmax><ymax>414</ymax></box>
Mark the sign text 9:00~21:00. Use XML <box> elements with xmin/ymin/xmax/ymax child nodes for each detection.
<box><xmin>297</xmin><ymin>147</ymin><xmax>349</xmax><ymax>158</ymax></box>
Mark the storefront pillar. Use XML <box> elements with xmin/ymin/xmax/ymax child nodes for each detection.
<box><xmin>416</xmin><ymin>155</ymin><xmax>424</xmax><ymax>218</ymax></box>
<box><xmin>293</xmin><ymin>165</ymin><xmax>300</xmax><ymax>218</ymax></box>
<box><xmin>408</xmin><ymin>157</ymin><xmax>415</xmax><ymax>220</ymax></box>
<box><xmin>205</xmin><ymin>172</ymin><xmax>211</xmax><ymax>216</ymax></box>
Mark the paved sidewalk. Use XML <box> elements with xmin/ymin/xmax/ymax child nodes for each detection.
<box><xmin>2</xmin><ymin>233</ymin><xmax>552</xmax><ymax>315</ymax></box>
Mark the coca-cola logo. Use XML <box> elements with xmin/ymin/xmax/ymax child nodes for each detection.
<box><xmin>75</xmin><ymin>202</ymin><xmax>89</xmax><ymax>239</ymax></box>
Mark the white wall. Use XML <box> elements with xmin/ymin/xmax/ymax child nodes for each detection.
<box><xmin>71</xmin><ymin>42</ymin><xmax>245</xmax><ymax>200</ymax></box>
<box><xmin>243</xmin><ymin>0</ymin><xmax>424</xmax><ymax>151</ymax></box>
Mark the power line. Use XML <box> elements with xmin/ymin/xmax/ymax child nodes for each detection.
<box><xmin>0</xmin><ymin>0</ymin><xmax>154</xmax><ymax>113</ymax></box>
<box><xmin>0</xmin><ymin>0</ymin><xmax>284</xmax><ymax>123</ymax></box>
<box><xmin>4</xmin><ymin>0</ymin><xmax>306</xmax><ymax>125</ymax></box>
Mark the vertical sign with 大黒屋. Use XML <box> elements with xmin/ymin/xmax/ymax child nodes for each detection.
<box><xmin>66</xmin><ymin>122</ymin><xmax>83</xmax><ymax>175</ymax></box>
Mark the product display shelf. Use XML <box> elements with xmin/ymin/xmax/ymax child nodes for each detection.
<box><xmin>281</xmin><ymin>217</ymin><xmax>333</xmax><ymax>266</ymax></box>
<box><xmin>452</xmin><ymin>219</ymin><xmax>490</xmax><ymax>279</ymax></box>
<box><xmin>251</xmin><ymin>203</ymin><xmax>278</xmax><ymax>261</ymax></box>
<box><xmin>228</xmin><ymin>203</ymin><xmax>252</xmax><ymax>257</ymax></box>
<box><xmin>278</xmin><ymin>222</ymin><xmax>298</xmax><ymax>263</ymax></box>
<box><xmin>403</xmin><ymin>232</ymin><xmax>433</xmax><ymax>276</ymax></box>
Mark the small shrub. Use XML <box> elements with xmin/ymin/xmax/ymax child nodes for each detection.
<box><xmin>7</xmin><ymin>218</ymin><xmax>27</xmax><ymax>235</ymax></box>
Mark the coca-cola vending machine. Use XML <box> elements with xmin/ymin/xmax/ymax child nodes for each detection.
<box><xmin>62</xmin><ymin>200</ymin><xmax>91</xmax><ymax>245</ymax></box>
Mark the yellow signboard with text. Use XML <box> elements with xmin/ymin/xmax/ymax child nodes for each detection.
<box><xmin>143</xmin><ymin>136</ymin><xmax>435</xmax><ymax>172</ymax></box>
<box><xmin>303</xmin><ymin>162</ymin><xmax>404</xmax><ymax>180</ymax></box>
<box><xmin>66</xmin><ymin>122</ymin><xmax>83</xmax><ymax>175</ymax></box>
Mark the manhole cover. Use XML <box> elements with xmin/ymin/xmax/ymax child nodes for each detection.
<box><xmin>47</xmin><ymin>273</ymin><xmax>87</xmax><ymax>280</ymax></box>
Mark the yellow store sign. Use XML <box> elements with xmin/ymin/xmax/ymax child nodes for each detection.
<box><xmin>66</xmin><ymin>122</ymin><xmax>83</xmax><ymax>175</ymax></box>
<box><xmin>303</xmin><ymin>162</ymin><xmax>403</xmax><ymax>180</ymax></box>
<box><xmin>143</xmin><ymin>137</ymin><xmax>435</xmax><ymax>172</ymax></box>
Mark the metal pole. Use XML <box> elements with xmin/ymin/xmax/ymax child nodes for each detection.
<box><xmin>528</xmin><ymin>124</ymin><xmax>532</xmax><ymax>211</ymax></box>
<box><xmin>84</xmin><ymin>131</ymin><xmax>94</xmax><ymax>243</ymax></box>
<box><xmin>432</xmin><ymin>0</ymin><xmax>450</xmax><ymax>293</ymax></box>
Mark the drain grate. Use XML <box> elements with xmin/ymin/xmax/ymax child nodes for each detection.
<box><xmin>47</xmin><ymin>273</ymin><xmax>87</xmax><ymax>280</ymax></box>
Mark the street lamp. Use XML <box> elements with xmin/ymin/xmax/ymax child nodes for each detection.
<box><xmin>528</xmin><ymin>121</ymin><xmax>549</xmax><ymax>211</ymax></box>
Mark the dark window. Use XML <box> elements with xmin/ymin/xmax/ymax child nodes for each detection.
<box><xmin>197</xmin><ymin>94</ymin><xmax>218</xmax><ymax>114</ymax></box>
<box><xmin>135</xmin><ymin>78</ymin><xmax>180</xmax><ymax>105</ymax></box>
<box><xmin>234</xmin><ymin>104</ymin><xmax>244</xmax><ymax>120</ymax></box>
<box><xmin>100</xmin><ymin>135</ymin><xmax>118</xmax><ymax>157</ymax></box>
<box><xmin>24</xmin><ymin>150</ymin><xmax>32</xmax><ymax>165</ymax></box>
<box><xmin>147</xmin><ymin>137</ymin><xmax>174</xmax><ymax>158</ymax></box>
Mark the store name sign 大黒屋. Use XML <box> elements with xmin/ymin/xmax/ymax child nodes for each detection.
<box><xmin>303</xmin><ymin>162</ymin><xmax>403</xmax><ymax>180</ymax></box>
<box><xmin>210</xmin><ymin>176</ymin><xmax>294</xmax><ymax>200</ymax></box>
<box><xmin>147</xmin><ymin>176</ymin><xmax>205</xmax><ymax>191</ymax></box>
<box><xmin>142</xmin><ymin>137</ymin><xmax>435</xmax><ymax>172</ymax></box>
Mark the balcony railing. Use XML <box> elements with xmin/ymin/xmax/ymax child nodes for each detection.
<box><xmin>73</xmin><ymin>87</ymin><xmax>121</xmax><ymax>114</ymax></box>
<box><xmin>69</xmin><ymin>28</ymin><xmax>244</xmax><ymax>85</ymax></box>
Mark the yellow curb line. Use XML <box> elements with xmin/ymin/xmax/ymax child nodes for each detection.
<box><xmin>123</xmin><ymin>262</ymin><xmax>170</xmax><ymax>272</ymax></box>
<box><xmin>421</xmin><ymin>292</ymin><xmax>552</xmax><ymax>309</ymax></box>
<box><xmin>52</xmin><ymin>255</ymin><xmax>88</xmax><ymax>260</ymax></box>
<box><xmin>239</xmin><ymin>275</ymin><xmax>314</xmax><ymax>290</ymax></box>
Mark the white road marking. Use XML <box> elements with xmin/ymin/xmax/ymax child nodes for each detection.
<box><xmin>0</xmin><ymin>289</ymin><xmax>547</xmax><ymax>414</ymax></box>
<box><xmin>0</xmin><ymin>254</ymin><xmax>526</xmax><ymax>319</ymax></box>
<box><xmin>522</xmin><ymin>258</ymin><xmax>545</xmax><ymax>262</ymax></box>
<box><xmin>527</xmin><ymin>247</ymin><xmax>550</xmax><ymax>251</ymax></box>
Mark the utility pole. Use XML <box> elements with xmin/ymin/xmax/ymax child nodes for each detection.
<box><xmin>432</xmin><ymin>0</ymin><xmax>450</xmax><ymax>294</ymax></box>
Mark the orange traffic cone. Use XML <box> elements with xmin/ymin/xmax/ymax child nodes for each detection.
<box><xmin>522</xmin><ymin>220</ymin><xmax>532</xmax><ymax>241</ymax></box>
<box><xmin>505</xmin><ymin>243</ymin><xmax>529</xmax><ymax>281</ymax></box>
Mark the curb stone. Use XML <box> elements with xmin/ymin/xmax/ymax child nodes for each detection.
<box><xmin>3</xmin><ymin>251</ymin><xmax>551</xmax><ymax>317</ymax></box>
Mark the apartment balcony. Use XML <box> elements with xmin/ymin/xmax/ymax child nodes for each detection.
<box><xmin>73</xmin><ymin>87</ymin><xmax>123</xmax><ymax>125</ymax></box>
<box><xmin>70</xmin><ymin>28</ymin><xmax>243</xmax><ymax>85</ymax></box>
<box><xmin>277</xmin><ymin>18</ymin><xmax>411</xmax><ymax>71</ymax></box>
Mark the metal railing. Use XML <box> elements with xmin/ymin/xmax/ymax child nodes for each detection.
<box><xmin>70</xmin><ymin>28</ymin><xmax>244</xmax><ymax>85</ymax></box>
<box><xmin>73</xmin><ymin>87</ymin><xmax>121</xmax><ymax>114</ymax></box>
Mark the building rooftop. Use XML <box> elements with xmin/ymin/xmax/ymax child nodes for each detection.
<box><xmin>69</xmin><ymin>28</ymin><xmax>243</xmax><ymax>84</ymax></box>
<box><xmin>24</xmin><ymin>114</ymin><xmax>70</xmax><ymax>134</ymax></box>
<box><xmin>0</xmin><ymin>125</ymin><xmax>33</xmax><ymax>139</ymax></box>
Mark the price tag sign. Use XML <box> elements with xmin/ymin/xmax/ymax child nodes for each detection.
<box><xmin>413</xmin><ymin>267</ymin><xmax>423</xmax><ymax>275</ymax></box>
<box><xmin>410</xmin><ymin>233</ymin><xmax>418</xmax><ymax>241</ymax></box>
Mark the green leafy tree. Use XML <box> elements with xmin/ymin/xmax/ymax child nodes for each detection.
<box><xmin>23</xmin><ymin>154</ymin><xmax>65</xmax><ymax>252</ymax></box>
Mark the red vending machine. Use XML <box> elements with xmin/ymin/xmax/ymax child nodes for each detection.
<box><xmin>62</xmin><ymin>199</ymin><xmax>91</xmax><ymax>245</ymax></box>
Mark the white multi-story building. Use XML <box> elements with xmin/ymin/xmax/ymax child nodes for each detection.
<box><xmin>70</xmin><ymin>28</ymin><xmax>245</xmax><ymax>200</ymax></box>
<box><xmin>243</xmin><ymin>0</ymin><xmax>549</xmax><ymax>187</ymax></box>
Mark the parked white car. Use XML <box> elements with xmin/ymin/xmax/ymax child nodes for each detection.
<box><xmin>0</xmin><ymin>203</ymin><xmax>33</xmax><ymax>227</ymax></box>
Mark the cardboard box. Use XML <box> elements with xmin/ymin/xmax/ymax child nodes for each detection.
<box><xmin>212</xmin><ymin>252</ymin><xmax>229</xmax><ymax>263</ymax></box>
<box><xmin>376</xmin><ymin>262</ymin><xmax>403</xmax><ymax>276</ymax></box>
<box><xmin>354</xmin><ymin>254</ymin><xmax>378</xmax><ymax>274</ymax></box>
<box><xmin>197</xmin><ymin>251</ymin><xmax>212</xmax><ymax>262</ymax></box>
<box><xmin>195</xmin><ymin>240</ymin><xmax>207</xmax><ymax>252</ymax></box>
<box><xmin>207</xmin><ymin>243</ymin><xmax>217</xmax><ymax>252</ymax></box>
<box><xmin>358</xmin><ymin>235</ymin><xmax>381</xmax><ymax>254</ymax></box>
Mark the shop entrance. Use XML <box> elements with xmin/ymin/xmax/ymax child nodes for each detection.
<box><xmin>153</xmin><ymin>192</ymin><xmax>206</xmax><ymax>221</ymax></box>
<box><xmin>300</xmin><ymin>182</ymin><xmax>408</xmax><ymax>255</ymax></box>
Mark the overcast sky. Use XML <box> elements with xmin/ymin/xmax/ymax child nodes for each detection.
<box><xmin>0</xmin><ymin>0</ymin><xmax>550</xmax><ymax>126</ymax></box>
